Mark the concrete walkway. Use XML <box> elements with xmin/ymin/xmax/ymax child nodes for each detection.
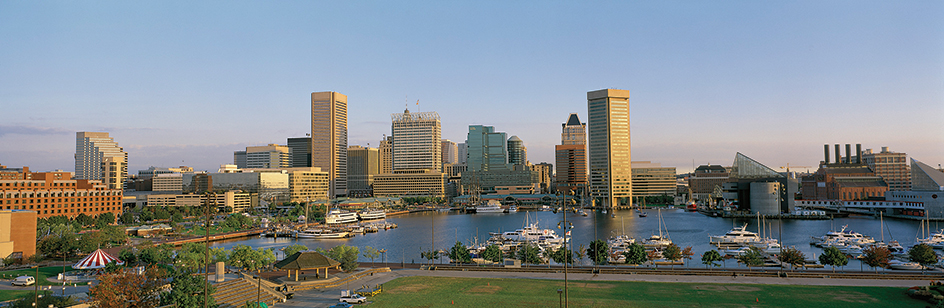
<box><xmin>277</xmin><ymin>268</ymin><xmax>932</xmax><ymax>307</ymax></box>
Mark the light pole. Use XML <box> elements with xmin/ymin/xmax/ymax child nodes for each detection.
<box><xmin>556</xmin><ymin>192</ymin><xmax>571</xmax><ymax>308</ymax></box>
<box><xmin>557</xmin><ymin>289</ymin><xmax>563</xmax><ymax>308</ymax></box>
<box><xmin>379</xmin><ymin>249</ymin><xmax>387</xmax><ymax>267</ymax></box>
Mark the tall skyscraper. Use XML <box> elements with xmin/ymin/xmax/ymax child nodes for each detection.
<box><xmin>311</xmin><ymin>91</ymin><xmax>348</xmax><ymax>197</ymax></box>
<box><xmin>287</xmin><ymin>137</ymin><xmax>312</xmax><ymax>168</ymax></box>
<box><xmin>441</xmin><ymin>139</ymin><xmax>458</xmax><ymax>166</ymax></box>
<box><xmin>75</xmin><ymin>132</ymin><xmax>127</xmax><ymax>190</ymax></box>
<box><xmin>507</xmin><ymin>136</ymin><xmax>527</xmax><ymax>166</ymax></box>
<box><xmin>466</xmin><ymin>125</ymin><xmax>509</xmax><ymax>172</ymax></box>
<box><xmin>587</xmin><ymin>89</ymin><xmax>632</xmax><ymax>207</ymax></box>
<box><xmin>391</xmin><ymin>108</ymin><xmax>442</xmax><ymax>171</ymax></box>
<box><xmin>379</xmin><ymin>135</ymin><xmax>393</xmax><ymax>174</ymax></box>
<box><xmin>556</xmin><ymin>113</ymin><xmax>587</xmax><ymax>194</ymax></box>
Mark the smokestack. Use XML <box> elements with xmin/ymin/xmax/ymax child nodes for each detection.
<box><xmin>834</xmin><ymin>144</ymin><xmax>841</xmax><ymax>164</ymax></box>
<box><xmin>856</xmin><ymin>144</ymin><xmax>862</xmax><ymax>164</ymax></box>
<box><xmin>824</xmin><ymin>144</ymin><xmax>830</xmax><ymax>164</ymax></box>
<box><xmin>845</xmin><ymin>144</ymin><xmax>851</xmax><ymax>164</ymax></box>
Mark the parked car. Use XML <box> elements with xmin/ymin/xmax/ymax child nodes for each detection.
<box><xmin>12</xmin><ymin>276</ymin><xmax>35</xmax><ymax>286</ymax></box>
<box><xmin>340</xmin><ymin>290</ymin><xmax>366</xmax><ymax>304</ymax></box>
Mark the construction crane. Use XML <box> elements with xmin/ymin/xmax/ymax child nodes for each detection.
<box><xmin>779</xmin><ymin>163</ymin><xmax>812</xmax><ymax>174</ymax></box>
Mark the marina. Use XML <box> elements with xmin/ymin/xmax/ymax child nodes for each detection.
<box><xmin>210</xmin><ymin>207</ymin><xmax>936</xmax><ymax>270</ymax></box>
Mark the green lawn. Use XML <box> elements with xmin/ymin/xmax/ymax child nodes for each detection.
<box><xmin>0</xmin><ymin>290</ymin><xmax>34</xmax><ymax>302</ymax></box>
<box><xmin>0</xmin><ymin>266</ymin><xmax>70</xmax><ymax>286</ymax></box>
<box><xmin>368</xmin><ymin>276</ymin><xmax>926</xmax><ymax>308</ymax></box>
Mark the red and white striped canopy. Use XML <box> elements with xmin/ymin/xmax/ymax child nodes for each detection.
<box><xmin>72</xmin><ymin>249</ymin><xmax>125</xmax><ymax>269</ymax></box>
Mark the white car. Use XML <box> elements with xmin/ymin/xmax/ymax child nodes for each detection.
<box><xmin>12</xmin><ymin>276</ymin><xmax>35</xmax><ymax>286</ymax></box>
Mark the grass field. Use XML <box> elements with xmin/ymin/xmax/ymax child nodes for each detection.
<box><xmin>0</xmin><ymin>266</ymin><xmax>70</xmax><ymax>286</ymax></box>
<box><xmin>368</xmin><ymin>276</ymin><xmax>927</xmax><ymax>308</ymax></box>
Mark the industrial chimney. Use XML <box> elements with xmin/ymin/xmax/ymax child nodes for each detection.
<box><xmin>845</xmin><ymin>144</ymin><xmax>851</xmax><ymax>164</ymax></box>
<box><xmin>856</xmin><ymin>144</ymin><xmax>862</xmax><ymax>164</ymax></box>
<box><xmin>824</xmin><ymin>144</ymin><xmax>830</xmax><ymax>164</ymax></box>
<box><xmin>834</xmin><ymin>144</ymin><xmax>841</xmax><ymax>165</ymax></box>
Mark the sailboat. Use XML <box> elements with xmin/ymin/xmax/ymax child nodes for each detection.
<box><xmin>642</xmin><ymin>209</ymin><xmax>672</xmax><ymax>248</ymax></box>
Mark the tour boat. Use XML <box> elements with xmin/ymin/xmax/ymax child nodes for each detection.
<box><xmin>476</xmin><ymin>200</ymin><xmax>505</xmax><ymax>213</ymax></box>
<box><xmin>295</xmin><ymin>229</ymin><xmax>352</xmax><ymax>239</ymax></box>
<box><xmin>358</xmin><ymin>209</ymin><xmax>387</xmax><ymax>221</ymax></box>
<box><xmin>325</xmin><ymin>208</ymin><xmax>359</xmax><ymax>224</ymax></box>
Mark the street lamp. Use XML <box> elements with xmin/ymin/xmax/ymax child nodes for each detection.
<box><xmin>379</xmin><ymin>249</ymin><xmax>387</xmax><ymax>267</ymax></box>
<box><xmin>557</xmin><ymin>289</ymin><xmax>563</xmax><ymax>308</ymax></box>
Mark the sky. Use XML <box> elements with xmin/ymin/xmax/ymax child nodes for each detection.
<box><xmin>1</xmin><ymin>1</ymin><xmax>942</xmax><ymax>175</ymax></box>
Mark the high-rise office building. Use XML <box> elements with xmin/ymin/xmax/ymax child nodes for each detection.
<box><xmin>587</xmin><ymin>89</ymin><xmax>632</xmax><ymax>207</ymax></box>
<box><xmin>556</xmin><ymin>113</ymin><xmax>587</xmax><ymax>194</ymax></box>
<box><xmin>75</xmin><ymin>132</ymin><xmax>127</xmax><ymax>190</ymax></box>
<box><xmin>507</xmin><ymin>136</ymin><xmax>527</xmax><ymax>166</ymax></box>
<box><xmin>466</xmin><ymin>125</ymin><xmax>509</xmax><ymax>172</ymax></box>
<box><xmin>441</xmin><ymin>139</ymin><xmax>458</xmax><ymax>166</ymax></box>
<box><xmin>631</xmin><ymin>161</ymin><xmax>677</xmax><ymax>197</ymax></box>
<box><xmin>311</xmin><ymin>91</ymin><xmax>348</xmax><ymax>197</ymax></box>
<box><xmin>392</xmin><ymin>108</ymin><xmax>442</xmax><ymax>171</ymax></box>
<box><xmin>287</xmin><ymin>137</ymin><xmax>312</xmax><ymax>168</ymax></box>
<box><xmin>235</xmin><ymin>144</ymin><xmax>292</xmax><ymax>169</ymax></box>
<box><xmin>457</xmin><ymin>142</ymin><xmax>468</xmax><ymax>164</ymax></box>
<box><xmin>379</xmin><ymin>135</ymin><xmax>393</xmax><ymax>174</ymax></box>
<box><xmin>347</xmin><ymin>146</ymin><xmax>380</xmax><ymax>197</ymax></box>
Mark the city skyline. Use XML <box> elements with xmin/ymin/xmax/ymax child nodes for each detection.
<box><xmin>2</xmin><ymin>1</ymin><xmax>942</xmax><ymax>174</ymax></box>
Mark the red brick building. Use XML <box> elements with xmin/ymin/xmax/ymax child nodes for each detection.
<box><xmin>0</xmin><ymin>166</ymin><xmax>123</xmax><ymax>220</ymax></box>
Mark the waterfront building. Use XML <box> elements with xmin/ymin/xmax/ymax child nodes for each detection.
<box><xmin>587</xmin><ymin>89</ymin><xmax>632</xmax><ymax>207</ymax></box>
<box><xmin>0</xmin><ymin>209</ymin><xmax>36</xmax><ymax>259</ymax></box>
<box><xmin>507</xmin><ymin>136</ymin><xmax>527</xmax><ymax>166</ymax></box>
<box><xmin>347</xmin><ymin>146</ymin><xmax>380</xmax><ymax>197</ymax></box>
<box><xmin>140</xmin><ymin>191</ymin><xmax>254</xmax><ymax>212</ymax></box>
<box><xmin>862</xmin><ymin>147</ymin><xmax>911</xmax><ymax>191</ymax></box>
<box><xmin>688</xmin><ymin>165</ymin><xmax>730</xmax><ymax>202</ymax></box>
<box><xmin>311</xmin><ymin>91</ymin><xmax>348</xmax><ymax>197</ymax></box>
<box><xmin>75</xmin><ymin>132</ymin><xmax>127</xmax><ymax>190</ymax></box>
<box><xmin>443</xmin><ymin>163</ymin><xmax>467</xmax><ymax>178</ymax></box>
<box><xmin>442</xmin><ymin>139</ymin><xmax>458</xmax><ymax>166</ymax></box>
<box><xmin>137</xmin><ymin>166</ymin><xmax>192</xmax><ymax>179</ymax></box>
<box><xmin>379</xmin><ymin>136</ymin><xmax>393</xmax><ymax>174</ymax></box>
<box><xmin>802</xmin><ymin>144</ymin><xmax>888</xmax><ymax>201</ymax></box>
<box><xmin>235</xmin><ymin>144</ymin><xmax>292</xmax><ymax>169</ymax></box>
<box><xmin>184</xmin><ymin>171</ymin><xmax>290</xmax><ymax>204</ymax></box>
<box><xmin>0</xmin><ymin>166</ymin><xmax>123</xmax><ymax>220</ymax></box>
<box><xmin>495</xmin><ymin>185</ymin><xmax>538</xmax><ymax>195</ymax></box>
<box><xmin>287</xmin><ymin>137</ymin><xmax>312</xmax><ymax>168</ymax></box>
<box><xmin>372</xmin><ymin>169</ymin><xmax>447</xmax><ymax>198</ymax></box>
<box><xmin>728</xmin><ymin>153</ymin><xmax>796</xmax><ymax>215</ymax></box>
<box><xmin>392</xmin><ymin>108</ymin><xmax>442</xmax><ymax>172</ymax></box>
<box><xmin>885</xmin><ymin>159</ymin><xmax>944</xmax><ymax>218</ymax></box>
<box><xmin>286</xmin><ymin>167</ymin><xmax>330</xmax><ymax>203</ymax></box>
<box><xmin>630</xmin><ymin>161</ymin><xmax>677</xmax><ymax>197</ymax></box>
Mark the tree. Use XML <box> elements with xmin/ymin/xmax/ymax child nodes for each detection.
<box><xmin>448</xmin><ymin>241</ymin><xmax>472</xmax><ymax>264</ymax></box>
<box><xmin>909</xmin><ymin>243</ymin><xmax>938</xmax><ymax>271</ymax></box>
<box><xmin>777</xmin><ymin>247</ymin><xmax>805</xmax><ymax>270</ymax></box>
<box><xmin>362</xmin><ymin>246</ymin><xmax>381</xmax><ymax>266</ymax></box>
<box><xmin>681</xmin><ymin>246</ymin><xmax>694</xmax><ymax>267</ymax></box>
<box><xmin>37</xmin><ymin>231</ymin><xmax>77</xmax><ymax>259</ymax></box>
<box><xmin>119</xmin><ymin>212</ymin><xmax>136</xmax><ymax>224</ymax></box>
<box><xmin>88</xmin><ymin>266</ymin><xmax>167</xmax><ymax>308</ymax></box>
<box><xmin>516</xmin><ymin>242</ymin><xmax>543</xmax><ymax>264</ymax></box>
<box><xmin>586</xmin><ymin>239</ymin><xmax>609</xmax><ymax>265</ymax></box>
<box><xmin>161</xmin><ymin>269</ymin><xmax>216</xmax><ymax>308</ymax></box>
<box><xmin>228</xmin><ymin>245</ymin><xmax>276</xmax><ymax>272</ymax></box>
<box><xmin>818</xmin><ymin>246</ymin><xmax>848</xmax><ymax>272</ymax></box>
<box><xmin>96</xmin><ymin>212</ymin><xmax>116</xmax><ymax>228</ymax></box>
<box><xmin>139</xmin><ymin>244</ymin><xmax>174</xmax><ymax>265</ymax></box>
<box><xmin>283</xmin><ymin>244</ymin><xmax>309</xmax><ymax>258</ymax></box>
<box><xmin>420</xmin><ymin>249</ymin><xmax>440</xmax><ymax>265</ymax></box>
<box><xmin>317</xmin><ymin>245</ymin><xmax>359</xmax><ymax>272</ymax></box>
<box><xmin>75</xmin><ymin>213</ymin><xmax>94</xmax><ymax>227</ymax></box>
<box><xmin>119</xmin><ymin>247</ymin><xmax>138</xmax><ymax>266</ymax></box>
<box><xmin>662</xmin><ymin>244</ymin><xmax>682</xmax><ymax>269</ymax></box>
<box><xmin>77</xmin><ymin>231</ymin><xmax>107</xmax><ymax>253</ymax></box>
<box><xmin>623</xmin><ymin>243</ymin><xmax>648</xmax><ymax>266</ymax></box>
<box><xmin>482</xmin><ymin>244</ymin><xmax>503</xmax><ymax>263</ymax></box>
<box><xmin>549</xmin><ymin>246</ymin><xmax>575</xmax><ymax>265</ymax></box>
<box><xmin>701</xmin><ymin>250</ymin><xmax>723</xmax><ymax>269</ymax></box>
<box><xmin>861</xmin><ymin>246</ymin><xmax>891</xmax><ymax>272</ymax></box>
<box><xmin>737</xmin><ymin>247</ymin><xmax>764</xmax><ymax>269</ymax></box>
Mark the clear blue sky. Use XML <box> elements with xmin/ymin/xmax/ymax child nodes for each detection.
<box><xmin>2</xmin><ymin>1</ymin><xmax>942</xmax><ymax>174</ymax></box>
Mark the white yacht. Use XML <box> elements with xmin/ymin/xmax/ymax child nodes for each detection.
<box><xmin>888</xmin><ymin>259</ymin><xmax>922</xmax><ymax>270</ymax></box>
<box><xmin>507</xmin><ymin>205</ymin><xmax>518</xmax><ymax>213</ymax></box>
<box><xmin>325</xmin><ymin>208</ymin><xmax>359</xmax><ymax>224</ymax></box>
<box><xmin>295</xmin><ymin>229</ymin><xmax>352</xmax><ymax>239</ymax></box>
<box><xmin>642</xmin><ymin>209</ymin><xmax>672</xmax><ymax>248</ymax></box>
<box><xmin>811</xmin><ymin>225</ymin><xmax>875</xmax><ymax>246</ymax></box>
<box><xmin>476</xmin><ymin>200</ymin><xmax>505</xmax><ymax>213</ymax></box>
<box><xmin>709</xmin><ymin>224</ymin><xmax>761</xmax><ymax>244</ymax></box>
<box><xmin>916</xmin><ymin>229</ymin><xmax>944</xmax><ymax>249</ymax></box>
<box><xmin>358</xmin><ymin>209</ymin><xmax>386</xmax><ymax>221</ymax></box>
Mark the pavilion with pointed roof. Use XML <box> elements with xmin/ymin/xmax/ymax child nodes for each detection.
<box><xmin>729</xmin><ymin>153</ymin><xmax>798</xmax><ymax>215</ymax></box>
<box><xmin>274</xmin><ymin>251</ymin><xmax>340</xmax><ymax>281</ymax></box>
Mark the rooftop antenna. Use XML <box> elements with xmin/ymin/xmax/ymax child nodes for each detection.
<box><xmin>416</xmin><ymin>99</ymin><xmax>420</xmax><ymax>112</ymax></box>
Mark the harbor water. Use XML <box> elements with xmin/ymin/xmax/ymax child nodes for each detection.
<box><xmin>211</xmin><ymin>209</ymin><xmax>929</xmax><ymax>268</ymax></box>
